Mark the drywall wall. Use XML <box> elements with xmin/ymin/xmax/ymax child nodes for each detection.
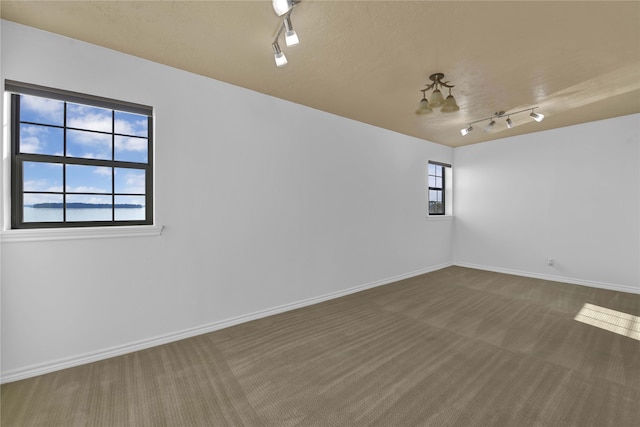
<box><xmin>454</xmin><ymin>114</ymin><xmax>640</xmax><ymax>293</ymax></box>
<box><xmin>0</xmin><ymin>21</ymin><xmax>453</xmax><ymax>381</ymax></box>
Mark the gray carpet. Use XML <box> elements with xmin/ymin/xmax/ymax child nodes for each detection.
<box><xmin>2</xmin><ymin>266</ymin><xmax>639</xmax><ymax>426</ymax></box>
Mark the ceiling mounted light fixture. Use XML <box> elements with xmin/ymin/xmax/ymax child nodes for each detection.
<box><xmin>416</xmin><ymin>93</ymin><xmax>433</xmax><ymax>115</ymax></box>
<box><xmin>506</xmin><ymin>116</ymin><xmax>514</xmax><ymax>129</ymax></box>
<box><xmin>460</xmin><ymin>107</ymin><xmax>545</xmax><ymax>136</ymax></box>
<box><xmin>484</xmin><ymin>119</ymin><xmax>496</xmax><ymax>132</ymax></box>
<box><xmin>460</xmin><ymin>126</ymin><xmax>473</xmax><ymax>136</ymax></box>
<box><xmin>530</xmin><ymin>110</ymin><xmax>545</xmax><ymax>122</ymax></box>
<box><xmin>272</xmin><ymin>42</ymin><xmax>287</xmax><ymax>67</ymax></box>
<box><xmin>416</xmin><ymin>73</ymin><xmax>459</xmax><ymax>115</ymax></box>
<box><xmin>272</xmin><ymin>0</ymin><xmax>298</xmax><ymax>16</ymax></box>
<box><xmin>283</xmin><ymin>16</ymin><xmax>299</xmax><ymax>47</ymax></box>
<box><xmin>440</xmin><ymin>88</ymin><xmax>460</xmax><ymax>113</ymax></box>
<box><xmin>270</xmin><ymin>1</ymin><xmax>302</xmax><ymax>67</ymax></box>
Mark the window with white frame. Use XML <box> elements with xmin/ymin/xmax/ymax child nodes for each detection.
<box><xmin>7</xmin><ymin>81</ymin><xmax>153</xmax><ymax>229</ymax></box>
<box><xmin>428</xmin><ymin>161</ymin><xmax>452</xmax><ymax>216</ymax></box>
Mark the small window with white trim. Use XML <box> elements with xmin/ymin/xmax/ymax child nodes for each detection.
<box><xmin>7</xmin><ymin>81</ymin><xmax>153</xmax><ymax>229</ymax></box>
<box><xmin>428</xmin><ymin>161</ymin><xmax>452</xmax><ymax>216</ymax></box>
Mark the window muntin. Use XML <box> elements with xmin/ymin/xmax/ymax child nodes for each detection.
<box><xmin>428</xmin><ymin>163</ymin><xmax>445</xmax><ymax>215</ymax></box>
<box><xmin>10</xmin><ymin>85</ymin><xmax>153</xmax><ymax>229</ymax></box>
<box><xmin>428</xmin><ymin>161</ymin><xmax>451</xmax><ymax>216</ymax></box>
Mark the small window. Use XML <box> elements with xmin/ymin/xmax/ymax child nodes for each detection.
<box><xmin>7</xmin><ymin>81</ymin><xmax>153</xmax><ymax>229</ymax></box>
<box><xmin>428</xmin><ymin>161</ymin><xmax>451</xmax><ymax>216</ymax></box>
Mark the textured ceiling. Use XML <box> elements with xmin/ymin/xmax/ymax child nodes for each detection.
<box><xmin>1</xmin><ymin>1</ymin><xmax>639</xmax><ymax>147</ymax></box>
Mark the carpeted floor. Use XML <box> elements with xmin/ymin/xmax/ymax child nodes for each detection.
<box><xmin>2</xmin><ymin>266</ymin><xmax>639</xmax><ymax>426</ymax></box>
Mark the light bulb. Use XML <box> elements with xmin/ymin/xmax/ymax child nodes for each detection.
<box><xmin>428</xmin><ymin>89</ymin><xmax>445</xmax><ymax>108</ymax></box>
<box><xmin>506</xmin><ymin>117</ymin><xmax>514</xmax><ymax>128</ymax></box>
<box><xmin>416</xmin><ymin>98</ymin><xmax>433</xmax><ymax>115</ymax></box>
<box><xmin>285</xmin><ymin>30</ymin><xmax>299</xmax><ymax>47</ymax></box>
<box><xmin>275</xmin><ymin>51</ymin><xmax>287</xmax><ymax>67</ymax></box>
<box><xmin>530</xmin><ymin>111</ymin><xmax>545</xmax><ymax>122</ymax></box>
<box><xmin>272</xmin><ymin>43</ymin><xmax>287</xmax><ymax>67</ymax></box>
<box><xmin>484</xmin><ymin>120</ymin><xmax>496</xmax><ymax>132</ymax></box>
<box><xmin>272</xmin><ymin>0</ymin><xmax>293</xmax><ymax>16</ymax></box>
<box><xmin>284</xmin><ymin>16</ymin><xmax>299</xmax><ymax>47</ymax></box>
<box><xmin>440</xmin><ymin>94</ymin><xmax>459</xmax><ymax>113</ymax></box>
<box><xmin>461</xmin><ymin>126</ymin><xmax>473</xmax><ymax>136</ymax></box>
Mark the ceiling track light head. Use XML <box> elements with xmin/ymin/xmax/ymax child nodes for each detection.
<box><xmin>506</xmin><ymin>116</ymin><xmax>514</xmax><ymax>128</ymax></box>
<box><xmin>484</xmin><ymin>119</ymin><xmax>496</xmax><ymax>132</ymax></box>
<box><xmin>272</xmin><ymin>42</ymin><xmax>287</xmax><ymax>67</ymax></box>
<box><xmin>530</xmin><ymin>109</ymin><xmax>545</xmax><ymax>122</ymax></box>
<box><xmin>283</xmin><ymin>15</ymin><xmax>299</xmax><ymax>47</ymax></box>
<box><xmin>272</xmin><ymin>0</ymin><xmax>300</xmax><ymax>16</ymax></box>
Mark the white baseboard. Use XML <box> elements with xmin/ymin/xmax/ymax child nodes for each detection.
<box><xmin>1</xmin><ymin>262</ymin><xmax>452</xmax><ymax>384</ymax></box>
<box><xmin>454</xmin><ymin>262</ymin><xmax>640</xmax><ymax>295</ymax></box>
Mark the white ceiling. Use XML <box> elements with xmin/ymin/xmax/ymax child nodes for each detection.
<box><xmin>2</xmin><ymin>0</ymin><xmax>639</xmax><ymax>147</ymax></box>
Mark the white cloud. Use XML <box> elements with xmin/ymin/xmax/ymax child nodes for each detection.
<box><xmin>22</xmin><ymin>125</ymin><xmax>47</xmax><ymax>136</ymax></box>
<box><xmin>23</xmin><ymin>179</ymin><xmax>62</xmax><ymax>192</ymax></box>
<box><xmin>93</xmin><ymin>167</ymin><xmax>112</xmax><ymax>176</ymax></box>
<box><xmin>20</xmin><ymin>136</ymin><xmax>43</xmax><ymax>153</ymax></box>
<box><xmin>115</xmin><ymin>118</ymin><xmax>147</xmax><ymax>137</ymax></box>
<box><xmin>67</xmin><ymin>129</ymin><xmax>111</xmax><ymax>147</ymax></box>
<box><xmin>20</xmin><ymin>125</ymin><xmax>60</xmax><ymax>153</ymax></box>
<box><xmin>67</xmin><ymin>185</ymin><xmax>110</xmax><ymax>193</ymax></box>
<box><xmin>22</xmin><ymin>96</ymin><xmax>63</xmax><ymax>122</ymax></box>
<box><xmin>118</xmin><ymin>170</ymin><xmax>145</xmax><ymax>194</ymax></box>
<box><xmin>67</xmin><ymin>104</ymin><xmax>111</xmax><ymax>132</ymax></box>
<box><xmin>115</xmin><ymin>136</ymin><xmax>147</xmax><ymax>152</ymax></box>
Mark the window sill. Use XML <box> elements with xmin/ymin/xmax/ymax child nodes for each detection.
<box><xmin>0</xmin><ymin>225</ymin><xmax>164</xmax><ymax>243</ymax></box>
<box><xmin>426</xmin><ymin>215</ymin><xmax>454</xmax><ymax>221</ymax></box>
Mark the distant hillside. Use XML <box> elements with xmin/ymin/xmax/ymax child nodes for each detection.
<box><xmin>32</xmin><ymin>203</ymin><xmax>143</xmax><ymax>209</ymax></box>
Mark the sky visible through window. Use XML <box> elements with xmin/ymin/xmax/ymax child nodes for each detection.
<box><xmin>428</xmin><ymin>163</ymin><xmax>444</xmax><ymax>214</ymax></box>
<box><xmin>18</xmin><ymin>94</ymin><xmax>149</xmax><ymax>222</ymax></box>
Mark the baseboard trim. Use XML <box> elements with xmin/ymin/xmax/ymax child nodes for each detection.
<box><xmin>454</xmin><ymin>262</ymin><xmax>640</xmax><ymax>295</ymax></box>
<box><xmin>1</xmin><ymin>262</ymin><xmax>452</xmax><ymax>384</ymax></box>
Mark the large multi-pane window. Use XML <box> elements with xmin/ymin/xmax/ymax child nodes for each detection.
<box><xmin>428</xmin><ymin>161</ymin><xmax>451</xmax><ymax>215</ymax></box>
<box><xmin>8</xmin><ymin>82</ymin><xmax>153</xmax><ymax>228</ymax></box>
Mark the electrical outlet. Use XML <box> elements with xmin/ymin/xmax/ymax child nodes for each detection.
<box><xmin>547</xmin><ymin>258</ymin><xmax>554</xmax><ymax>267</ymax></box>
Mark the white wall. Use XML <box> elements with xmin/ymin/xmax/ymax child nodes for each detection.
<box><xmin>4</xmin><ymin>20</ymin><xmax>637</xmax><ymax>384</ymax></box>
<box><xmin>454</xmin><ymin>114</ymin><xmax>640</xmax><ymax>293</ymax></box>
<box><xmin>0</xmin><ymin>21</ymin><xmax>453</xmax><ymax>381</ymax></box>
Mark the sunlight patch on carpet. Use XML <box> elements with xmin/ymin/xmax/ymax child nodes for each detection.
<box><xmin>574</xmin><ymin>303</ymin><xmax>640</xmax><ymax>340</ymax></box>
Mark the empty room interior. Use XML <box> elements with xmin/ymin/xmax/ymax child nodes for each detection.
<box><xmin>0</xmin><ymin>1</ymin><xmax>639</xmax><ymax>426</ymax></box>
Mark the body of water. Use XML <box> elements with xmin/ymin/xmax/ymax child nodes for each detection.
<box><xmin>24</xmin><ymin>207</ymin><xmax>145</xmax><ymax>222</ymax></box>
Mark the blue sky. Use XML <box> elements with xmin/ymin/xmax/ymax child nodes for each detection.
<box><xmin>20</xmin><ymin>95</ymin><xmax>148</xmax><ymax>206</ymax></box>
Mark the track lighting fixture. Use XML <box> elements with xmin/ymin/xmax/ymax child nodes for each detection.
<box><xmin>272</xmin><ymin>0</ymin><xmax>298</xmax><ymax>16</ymax></box>
<box><xmin>270</xmin><ymin>1</ymin><xmax>302</xmax><ymax>67</ymax></box>
<box><xmin>506</xmin><ymin>116</ymin><xmax>514</xmax><ymax>129</ymax></box>
<box><xmin>272</xmin><ymin>42</ymin><xmax>287</xmax><ymax>67</ymax></box>
<box><xmin>530</xmin><ymin>110</ymin><xmax>545</xmax><ymax>122</ymax></box>
<box><xmin>416</xmin><ymin>73</ymin><xmax>459</xmax><ymax>115</ymax></box>
<box><xmin>484</xmin><ymin>119</ymin><xmax>496</xmax><ymax>132</ymax></box>
<box><xmin>460</xmin><ymin>107</ymin><xmax>545</xmax><ymax>136</ymax></box>
<box><xmin>283</xmin><ymin>16</ymin><xmax>299</xmax><ymax>47</ymax></box>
